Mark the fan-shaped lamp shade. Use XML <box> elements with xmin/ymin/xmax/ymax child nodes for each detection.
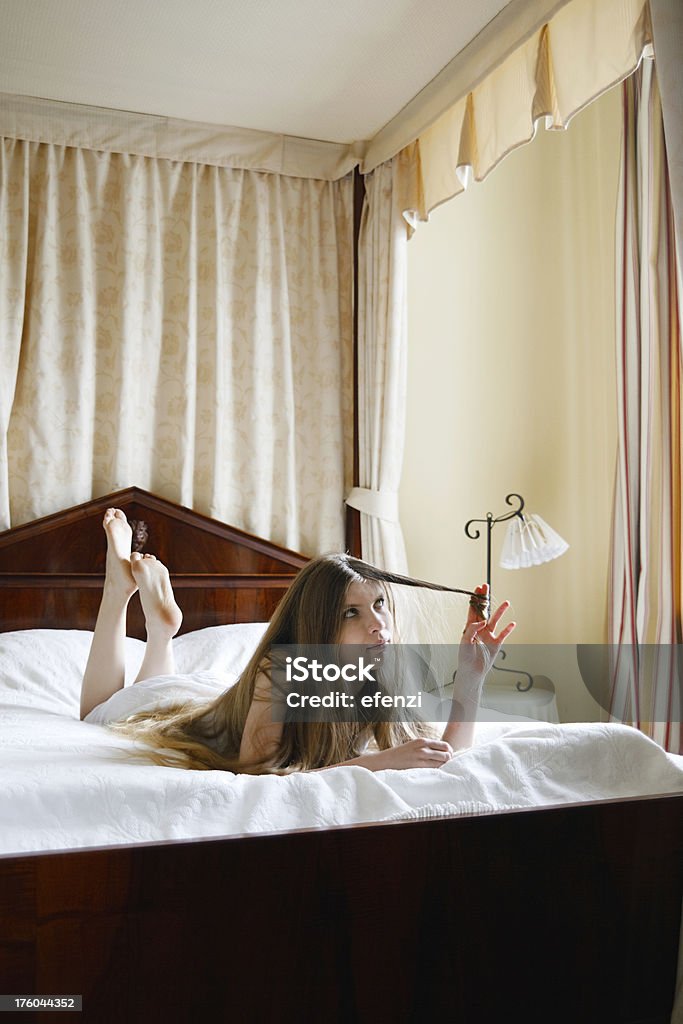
<box><xmin>499</xmin><ymin>513</ymin><xmax>569</xmax><ymax>570</ymax></box>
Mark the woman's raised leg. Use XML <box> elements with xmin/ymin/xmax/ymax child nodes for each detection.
<box><xmin>80</xmin><ymin>509</ymin><xmax>137</xmax><ymax>720</ymax></box>
<box><xmin>130</xmin><ymin>552</ymin><xmax>183</xmax><ymax>683</ymax></box>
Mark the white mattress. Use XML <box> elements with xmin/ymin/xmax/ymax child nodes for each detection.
<box><xmin>1</xmin><ymin>627</ymin><xmax>682</xmax><ymax>856</ymax></box>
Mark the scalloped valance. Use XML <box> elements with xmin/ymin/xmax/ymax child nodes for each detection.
<box><xmin>383</xmin><ymin>0</ymin><xmax>653</xmax><ymax>232</ymax></box>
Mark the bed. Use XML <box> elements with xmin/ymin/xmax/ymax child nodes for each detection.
<box><xmin>1</xmin><ymin>490</ymin><xmax>682</xmax><ymax>1023</ymax></box>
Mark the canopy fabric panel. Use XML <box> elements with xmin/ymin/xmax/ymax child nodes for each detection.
<box><xmin>0</xmin><ymin>138</ymin><xmax>354</xmax><ymax>552</ymax></box>
<box><xmin>0</xmin><ymin>92</ymin><xmax>360</xmax><ymax>182</ymax></box>
<box><xmin>0</xmin><ymin>0</ymin><xmax>653</xmax><ymax>191</ymax></box>
<box><xmin>0</xmin><ymin>0</ymin><xmax>655</xmax><ymax>194</ymax></box>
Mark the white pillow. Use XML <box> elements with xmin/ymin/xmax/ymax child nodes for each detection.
<box><xmin>0</xmin><ymin>629</ymin><xmax>145</xmax><ymax>717</ymax></box>
<box><xmin>0</xmin><ymin>623</ymin><xmax>268</xmax><ymax>717</ymax></box>
<box><xmin>173</xmin><ymin>622</ymin><xmax>268</xmax><ymax>677</ymax></box>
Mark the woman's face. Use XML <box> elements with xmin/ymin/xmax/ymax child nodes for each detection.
<box><xmin>338</xmin><ymin>579</ymin><xmax>393</xmax><ymax>648</ymax></box>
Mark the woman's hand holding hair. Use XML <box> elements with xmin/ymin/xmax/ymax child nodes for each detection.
<box><xmin>457</xmin><ymin>583</ymin><xmax>516</xmax><ymax>684</ymax></box>
<box><xmin>442</xmin><ymin>584</ymin><xmax>516</xmax><ymax>751</ymax></box>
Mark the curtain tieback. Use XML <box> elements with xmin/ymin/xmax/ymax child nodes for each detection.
<box><xmin>345</xmin><ymin>487</ymin><xmax>399</xmax><ymax>522</ymax></box>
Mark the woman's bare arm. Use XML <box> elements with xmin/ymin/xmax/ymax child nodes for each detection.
<box><xmin>312</xmin><ymin>737</ymin><xmax>455</xmax><ymax>772</ymax></box>
<box><xmin>441</xmin><ymin>585</ymin><xmax>515</xmax><ymax>752</ymax></box>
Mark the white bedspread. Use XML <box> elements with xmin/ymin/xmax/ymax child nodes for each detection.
<box><xmin>1</xmin><ymin>628</ymin><xmax>682</xmax><ymax>855</ymax></box>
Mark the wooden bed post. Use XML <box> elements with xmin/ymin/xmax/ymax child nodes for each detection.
<box><xmin>345</xmin><ymin>165</ymin><xmax>364</xmax><ymax>558</ymax></box>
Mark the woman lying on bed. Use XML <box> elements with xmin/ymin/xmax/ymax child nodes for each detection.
<box><xmin>80</xmin><ymin>508</ymin><xmax>515</xmax><ymax>773</ymax></box>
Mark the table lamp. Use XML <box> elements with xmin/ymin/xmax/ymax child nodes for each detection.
<box><xmin>464</xmin><ymin>492</ymin><xmax>569</xmax><ymax>691</ymax></box>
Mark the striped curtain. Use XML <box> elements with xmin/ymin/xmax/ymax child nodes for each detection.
<box><xmin>609</xmin><ymin>58</ymin><xmax>682</xmax><ymax>754</ymax></box>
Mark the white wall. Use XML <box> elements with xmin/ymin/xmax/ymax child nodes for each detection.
<box><xmin>400</xmin><ymin>86</ymin><xmax>623</xmax><ymax>721</ymax></box>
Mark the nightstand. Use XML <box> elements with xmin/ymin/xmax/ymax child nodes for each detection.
<box><xmin>480</xmin><ymin>674</ymin><xmax>559</xmax><ymax>723</ymax></box>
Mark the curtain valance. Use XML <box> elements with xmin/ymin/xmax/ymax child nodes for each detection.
<box><xmin>0</xmin><ymin>0</ymin><xmax>654</xmax><ymax>195</ymax></box>
<box><xmin>0</xmin><ymin>92</ymin><xmax>360</xmax><ymax>182</ymax></box>
<box><xmin>387</xmin><ymin>0</ymin><xmax>652</xmax><ymax>232</ymax></box>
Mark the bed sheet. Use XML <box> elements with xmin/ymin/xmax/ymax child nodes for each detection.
<box><xmin>1</xmin><ymin>628</ymin><xmax>682</xmax><ymax>855</ymax></box>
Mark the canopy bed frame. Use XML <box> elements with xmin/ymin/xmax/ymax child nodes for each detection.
<box><xmin>0</xmin><ymin>490</ymin><xmax>681</xmax><ymax>1023</ymax></box>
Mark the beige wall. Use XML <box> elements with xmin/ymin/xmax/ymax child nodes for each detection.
<box><xmin>400</xmin><ymin>86</ymin><xmax>623</xmax><ymax>720</ymax></box>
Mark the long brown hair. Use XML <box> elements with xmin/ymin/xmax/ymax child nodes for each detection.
<box><xmin>111</xmin><ymin>554</ymin><xmax>477</xmax><ymax>773</ymax></box>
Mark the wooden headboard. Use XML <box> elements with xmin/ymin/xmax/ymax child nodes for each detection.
<box><xmin>0</xmin><ymin>488</ymin><xmax>308</xmax><ymax>639</ymax></box>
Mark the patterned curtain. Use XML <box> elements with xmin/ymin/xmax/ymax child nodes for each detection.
<box><xmin>609</xmin><ymin>58</ymin><xmax>682</xmax><ymax>753</ymax></box>
<box><xmin>0</xmin><ymin>139</ymin><xmax>353</xmax><ymax>554</ymax></box>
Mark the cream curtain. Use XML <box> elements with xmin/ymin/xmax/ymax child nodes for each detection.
<box><xmin>346</xmin><ymin>159</ymin><xmax>409</xmax><ymax>572</ymax></box>
<box><xmin>609</xmin><ymin>59</ymin><xmax>682</xmax><ymax>754</ymax></box>
<box><xmin>387</xmin><ymin>0</ymin><xmax>652</xmax><ymax>234</ymax></box>
<box><xmin>0</xmin><ymin>92</ymin><xmax>359</xmax><ymax>182</ymax></box>
<box><xmin>0</xmin><ymin>138</ymin><xmax>26</xmax><ymax>532</ymax></box>
<box><xmin>0</xmin><ymin>138</ymin><xmax>354</xmax><ymax>553</ymax></box>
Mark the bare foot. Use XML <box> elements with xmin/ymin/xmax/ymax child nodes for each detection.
<box><xmin>103</xmin><ymin>508</ymin><xmax>137</xmax><ymax>599</ymax></box>
<box><xmin>130</xmin><ymin>552</ymin><xmax>183</xmax><ymax>638</ymax></box>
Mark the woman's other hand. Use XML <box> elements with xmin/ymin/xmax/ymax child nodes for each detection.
<box><xmin>345</xmin><ymin>737</ymin><xmax>454</xmax><ymax>771</ymax></box>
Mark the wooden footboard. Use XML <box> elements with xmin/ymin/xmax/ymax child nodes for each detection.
<box><xmin>1</xmin><ymin>793</ymin><xmax>681</xmax><ymax>1024</ymax></box>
